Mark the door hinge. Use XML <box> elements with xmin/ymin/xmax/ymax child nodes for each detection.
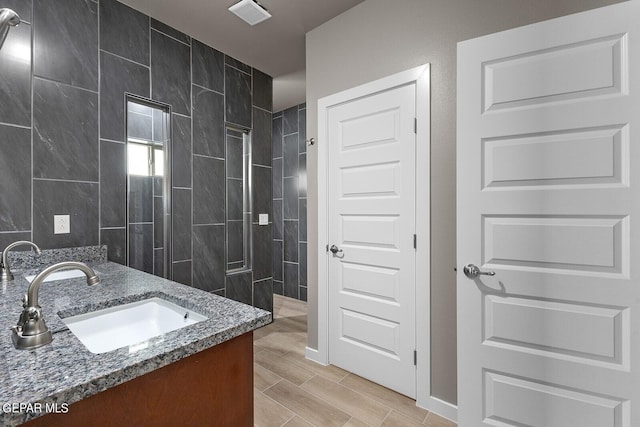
<box><xmin>414</xmin><ymin>350</ymin><xmax>417</xmax><ymax>366</ymax></box>
<box><xmin>325</xmin><ymin>244</ymin><xmax>329</xmax><ymax>253</ymax></box>
<box><xmin>414</xmin><ymin>118</ymin><xmax>417</xmax><ymax>133</ymax></box>
<box><xmin>413</xmin><ymin>234</ymin><xmax>417</xmax><ymax>250</ymax></box>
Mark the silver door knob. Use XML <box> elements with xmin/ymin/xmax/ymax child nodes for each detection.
<box><xmin>329</xmin><ymin>245</ymin><xmax>343</xmax><ymax>255</ymax></box>
<box><xmin>463</xmin><ymin>264</ymin><xmax>495</xmax><ymax>279</ymax></box>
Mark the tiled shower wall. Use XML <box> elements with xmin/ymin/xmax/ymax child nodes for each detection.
<box><xmin>0</xmin><ymin>0</ymin><xmax>273</xmax><ymax>311</ymax></box>
<box><xmin>272</xmin><ymin>104</ymin><xmax>307</xmax><ymax>301</ymax></box>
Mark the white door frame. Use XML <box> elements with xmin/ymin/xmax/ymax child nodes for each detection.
<box><xmin>308</xmin><ymin>65</ymin><xmax>453</xmax><ymax>420</ymax></box>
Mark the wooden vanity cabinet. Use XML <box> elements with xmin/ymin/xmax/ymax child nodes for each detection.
<box><xmin>24</xmin><ymin>332</ymin><xmax>253</xmax><ymax>427</ymax></box>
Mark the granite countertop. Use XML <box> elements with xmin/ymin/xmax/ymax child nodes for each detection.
<box><xmin>0</xmin><ymin>248</ymin><xmax>271</xmax><ymax>426</ymax></box>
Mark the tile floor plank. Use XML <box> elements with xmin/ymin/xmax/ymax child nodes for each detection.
<box><xmin>344</xmin><ymin>417</ymin><xmax>370</xmax><ymax>427</ymax></box>
<box><xmin>255</xmin><ymin>350</ymin><xmax>314</xmax><ymax>386</ymax></box>
<box><xmin>254</xmin><ymin>388</ymin><xmax>295</xmax><ymax>427</ymax></box>
<box><xmin>382</xmin><ymin>410</ymin><xmax>427</xmax><ymax>427</ymax></box>
<box><xmin>254</xmin><ymin>362</ymin><xmax>283</xmax><ymax>391</ymax></box>
<box><xmin>339</xmin><ymin>374</ymin><xmax>429</xmax><ymax>422</ymax></box>
<box><xmin>300</xmin><ymin>375</ymin><xmax>391</xmax><ymax>426</ymax></box>
<box><xmin>281</xmin><ymin>351</ymin><xmax>349</xmax><ymax>383</ymax></box>
<box><xmin>254</xmin><ymin>331</ymin><xmax>307</xmax><ymax>355</ymax></box>
<box><xmin>273</xmin><ymin>297</ymin><xmax>307</xmax><ymax>318</ymax></box>
<box><xmin>282</xmin><ymin>415</ymin><xmax>314</xmax><ymax>427</ymax></box>
<box><xmin>267</xmin><ymin>315</ymin><xmax>307</xmax><ymax>333</ymax></box>
<box><xmin>424</xmin><ymin>412</ymin><xmax>457</xmax><ymax>427</ymax></box>
<box><xmin>264</xmin><ymin>380</ymin><xmax>352</xmax><ymax>427</ymax></box>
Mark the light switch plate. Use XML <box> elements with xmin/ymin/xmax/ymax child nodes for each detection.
<box><xmin>258</xmin><ymin>213</ymin><xmax>269</xmax><ymax>225</ymax></box>
<box><xmin>54</xmin><ymin>215</ymin><xmax>70</xmax><ymax>234</ymax></box>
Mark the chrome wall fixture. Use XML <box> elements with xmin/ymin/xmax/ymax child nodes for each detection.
<box><xmin>0</xmin><ymin>8</ymin><xmax>20</xmax><ymax>51</ymax></box>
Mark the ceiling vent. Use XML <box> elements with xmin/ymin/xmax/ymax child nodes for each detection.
<box><xmin>228</xmin><ymin>0</ymin><xmax>272</xmax><ymax>26</ymax></box>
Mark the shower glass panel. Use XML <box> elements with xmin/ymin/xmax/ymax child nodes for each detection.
<box><xmin>226</xmin><ymin>126</ymin><xmax>252</xmax><ymax>273</ymax></box>
<box><xmin>126</xmin><ymin>96</ymin><xmax>171</xmax><ymax>278</ymax></box>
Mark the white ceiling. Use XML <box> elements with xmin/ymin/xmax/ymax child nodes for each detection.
<box><xmin>119</xmin><ymin>0</ymin><xmax>365</xmax><ymax>111</ymax></box>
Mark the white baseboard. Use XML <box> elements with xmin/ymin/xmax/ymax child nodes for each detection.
<box><xmin>304</xmin><ymin>346</ymin><xmax>328</xmax><ymax>365</ymax></box>
<box><xmin>416</xmin><ymin>396</ymin><xmax>457</xmax><ymax>423</ymax></box>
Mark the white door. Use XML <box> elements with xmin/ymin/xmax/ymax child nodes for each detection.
<box><xmin>327</xmin><ymin>83</ymin><xmax>417</xmax><ymax>397</ymax></box>
<box><xmin>458</xmin><ymin>2</ymin><xmax>640</xmax><ymax>426</ymax></box>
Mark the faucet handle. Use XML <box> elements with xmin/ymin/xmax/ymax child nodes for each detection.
<box><xmin>26</xmin><ymin>306</ymin><xmax>39</xmax><ymax>321</ymax></box>
<box><xmin>21</xmin><ymin>293</ymin><xmax>27</xmax><ymax>308</ymax></box>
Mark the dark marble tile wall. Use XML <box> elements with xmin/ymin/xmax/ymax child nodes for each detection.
<box><xmin>0</xmin><ymin>0</ymin><xmax>273</xmax><ymax>312</ymax></box>
<box><xmin>272</xmin><ymin>103</ymin><xmax>307</xmax><ymax>301</ymax></box>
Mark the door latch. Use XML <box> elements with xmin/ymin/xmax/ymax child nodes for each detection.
<box><xmin>329</xmin><ymin>245</ymin><xmax>343</xmax><ymax>255</ymax></box>
<box><xmin>462</xmin><ymin>264</ymin><xmax>495</xmax><ymax>279</ymax></box>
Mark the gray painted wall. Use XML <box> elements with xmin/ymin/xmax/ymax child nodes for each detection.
<box><xmin>305</xmin><ymin>0</ymin><xmax>626</xmax><ymax>405</ymax></box>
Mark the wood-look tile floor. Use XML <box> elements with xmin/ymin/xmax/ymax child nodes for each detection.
<box><xmin>254</xmin><ymin>295</ymin><xmax>457</xmax><ymax>427</ymax></box>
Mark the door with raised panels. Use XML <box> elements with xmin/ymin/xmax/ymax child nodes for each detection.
<box><xmin>327</xmin><ymin>83</ymin><xmax>417</xmax><ymax>398</ymax></box>
<box><xmin>458</xmin><ymin>2</ymin><xmax>640</xmax><ymax>425</ymax></box>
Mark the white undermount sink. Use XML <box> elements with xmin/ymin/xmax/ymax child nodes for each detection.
<box><xmin>61</xmin><ymin>297</ymin><xmax>207</xmax><ymax>354</ymax></box>
<box><xmin>24</xmin><ymin>269</ymin><xmax>88</xmax><ymax>283</ymax></box>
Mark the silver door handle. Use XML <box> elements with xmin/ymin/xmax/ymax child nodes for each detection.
<box><xmin>463</xmin><ymin>264</ymin><xmax>495</xmax><ymax>279</ymax></box>
<box><xmin>329</xmin><ymin>245</ymin><xmax>343</xmax><ymax>255</ymax></box>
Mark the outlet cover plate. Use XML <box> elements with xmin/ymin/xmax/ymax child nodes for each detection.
<box><xmin>54</xmin><ymin>215</ymin><xmax>70</xmax><ymax>234</ymax></box>
<box><xmin>258</xmin><ymin>213</ymin><xmax>268</xmax><ymax>225</ymax></box>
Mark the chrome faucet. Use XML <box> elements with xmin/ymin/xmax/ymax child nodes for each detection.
<box><xmin>1</xmin><ymin>241</ymin><xmax>41</xmax><ymax>282</ymax></box>
<box><xmin>12</xmin><ymin>261</ymin><xmax>100</xmax><ymax>350</ymax></box>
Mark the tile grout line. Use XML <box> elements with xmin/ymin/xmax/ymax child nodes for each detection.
<box><xmin>256</xmin><ymin>380</ymin><xmax>297</xmax><ymax>416</ymax></box>
<box><xmin>293</xmin><ymin>375</ymin><xmax>370</xmax><ymax>427</ymax></box>
<box><xmin>379</xmin><ymin>410</ymin><xmax>392</xmax><ymax>426</ymax></box>
<box><xmin>298</xmin><ymin>373</ymin><xmax>317</xmax><ymax>388</ymax></box>
<box><xmin>30</xmin><ymin>10</ymin><xmax>34</xmax><ymax>244</ymax></box>
<box><xmin>279</xmin><ymin>413</ymin><xmax>296</xmax><ymax>427</ymax></box>
<box><xmin>299</xmin><ymin>370</ymin><xmax>394</xmax><ymax>426</ymax></box>
<box><xmin>266</xmin><ymin>379</ymin><xmax>332</xmax><ymax>427</ymax></box>
<box><xmin>97</xmin><ymin>0</ymin><xmax>101</xmax><ymax>252</ymax></box>
<box><xmin>336</xmin><ymin>375</ymin><xmax>405</xmax><ymax>422</ymax></box>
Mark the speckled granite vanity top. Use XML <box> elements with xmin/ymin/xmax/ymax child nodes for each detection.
<box><xmin>0</xmin><ymin>246</ymin><xmax>271</xmax><ymax>426</ymax></box>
